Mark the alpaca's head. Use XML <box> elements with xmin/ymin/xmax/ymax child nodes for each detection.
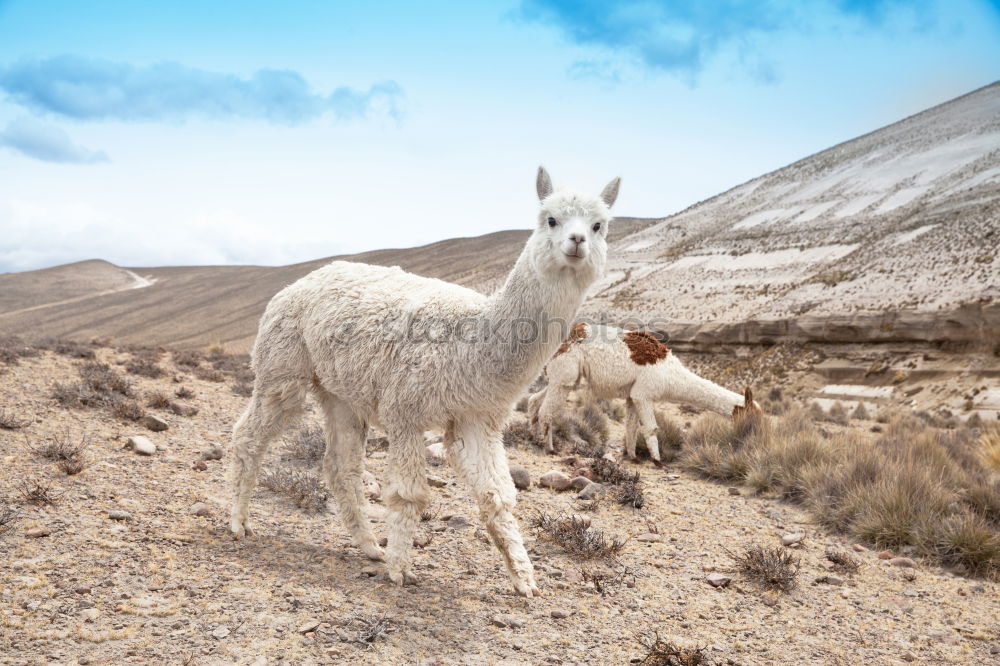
<box><xmin>529</xmin><ymin>166</ymin><xmax>619</xmax><ymax>280</ymax></box>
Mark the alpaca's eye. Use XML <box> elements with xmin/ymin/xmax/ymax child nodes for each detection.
<box><xmin>592</xmin><ymin>222</ymin><xmax>601</xmax><ymax>232</ymax></box>
<box><xmin>547</xmin><ymin>216</ymin><xmax>557</xmax><ymax>227</ymax></box>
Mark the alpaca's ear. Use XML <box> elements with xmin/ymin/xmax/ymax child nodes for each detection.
<box><xmin>536</xmin><ymin>166</ymin><xmax>553</xmax><ymax>201</ymax></box>
<box><xmin>600</xmin><ymin>177</ymin><xmax>621</xmax><ymax>207</ymax></box>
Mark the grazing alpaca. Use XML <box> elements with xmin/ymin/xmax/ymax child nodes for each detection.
<box><xmin>527</xmin><ymin>324</ymin><xmax>761</xmax><ymax>461</ymax></box>
<box><xmin>229</xmin><ymin>167</ymin><xmax>620</xmax><ymax>597</ymax></box>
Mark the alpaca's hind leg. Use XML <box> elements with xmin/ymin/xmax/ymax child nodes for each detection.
<box><xmin>447</xmin><ymin>418</ymin><xmax>540</xmax><ymax>598</ymax></box>
<box><xmin>526</xmin><ymin>388</ymin><xmax>545</xmax><ymax>438</ymax></box>
<box><xmin>229</xmin><ymin>388</ymin><xmax>304</xmax><ymax>538</ymax></box>
<box><xmin>316</xmin><ymin>390</ymin><xmax>384</xmax><ymax>562</ymax></box>
<box><xmin>538</xmin><ymin>384</ymin><xmax>569</xmax><ymax>454</ymax></box>
<box><xmin>383</xmin><ymin>426</ymin><xmax>430</xmax><ymax>586</ymax></box>
<box><xmin>624</xmin><ymin>398</ymin><xmax>639</xmax><ymax>460</ymax></box>
<box><xmin>634</xmin><ymin>399</ymin><xmax>660</xmax><ymax>462</ymax></box>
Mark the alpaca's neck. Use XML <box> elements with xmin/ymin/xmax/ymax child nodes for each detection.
<box><xmin>478</xmin><ymin>240</ymin><xmax>595</xmax><ymax>394</ymax></box>
<box><xmin>655</xmin><ymin>357</ymin><xmax>744</xmax><ymax>416</ymax></box>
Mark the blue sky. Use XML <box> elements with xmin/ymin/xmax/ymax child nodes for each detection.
<box><xmin>0</xmin><ymin>0</ymin><xmax>998</xmax><ymax>272</ymax></box>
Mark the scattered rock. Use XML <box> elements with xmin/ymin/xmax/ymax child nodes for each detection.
<box><xmin>815</xmin><ymin>574</ymin><xmax>844</xmax><ymax>585</ymax></box>
<box><xmin>190</xmin><ymin>502</ymin><xmax>211</xmax><ymax>517</ymax></box>
<box><xmin>425</xmin><ymin>442</ymin><xmax>446</xmax><ymax>465</ymax></box>
<box><xmin>570</xmin><ymin>476</ymin><xmax>591</xmax><ymax>491</ymax></box>
<box><xmin>539</xmin><ymin>470</ymin><xmax>572</xmax><ymax>491</ymax></box>
<box><xmin>447</xmin><ymin>515</ymin><xmax>471</xmax><ymax>530</ymax></box>
<box><xmin>550</xmin><ymin>609</ymin><xmax>573</xmax><ymax>619</ymax></box>
<box><xmin>852</xmin><ymin>543</ymin><xmax>867</xmax><ymax>553</ymax></box>
<box><xmin>890</xmin><ymin>557</ymin><xmax>916</xmax><ymax>568</ymax></box>
<box><xmin>361</xmin><ymin>470</ymin><xmax>381</xmax><ymax>500</ymax></box>
<box><xmin>427</xmin><ymin>475</ymin><xmax>448</xmax><ymax>488</ymax></box>
<box><xmin>297</xmin><ymin>619</ymin><xmax>320</xmax><ymax>634</ymax></box>
<box><xmin>876</xmin><ymin>550</ymin><xmax>893</xmax><ymax>560</ymax></box>
<box><xmin>781</xmin><ymin>533</ymin><xmax>805</xmax><ymax>547</ymax></box>
<box><xmin>576</xmin><ymin>482</ymin><xmax>606</xmax><ymax>500</ymax></box>
<box><xmin>413</xmin><ymin>533</ymin><xmax>432</xmax><ymax>548</ymax></box>
<box><xmin>142</xmin><ymin>414</ymin><xmax>169</xmax><ymax>432</ymax></box>
<box><xmin>490</xmin><ymin>615</ymin><xmax>509</xmax><ymax>628</ymax></box>
<box><xmin>361</xmin><ymin>566</ymin><xmax>380</xmax><ymax>577</ymax></box>
<box><xmin>75</xmin><ymin>585</ymin><xmax>92</xmax><ymax>594</ymax></box>
<box><xmin>79</xmin><ymin>608</ymin><xmax>99</xmax><ymax>622</ymax></box>
<box><xmin>201</xmin><ymin>444</ymin><xmax>224</xmax><ymax>461</ymax></box>
<box><xmin>108</xmin><ymin>510</ymin><xmax>131</xmax><ymax>521</ymax></box>
<box><xmin>636</xmin><ymin>533</ymin><xmax>662</xmax><ymax>543</ymax></box>
<box><xmin>572</xmin><ymin>467</ymin><xmax>594</xmax><ymax>481</ymax></box>
<box><xmin>127</xmin><ymin>436</ymin><xmax>156</xmax><ymax>456</ymax></box>
<box><xmin>509</xmin><ymin>465</ymin><xmax>531</xmax><ymax>490</ymax></box>
<box><xmin>706</xmin><ymin>573</ymin><xmax>731</xmax><ymax>588</ymax></box>
<box><xmin>211</xmin><ymin>625</ymin><xmax>230</xmax><ymax>639</ymax></box>
<box><xmin>192</xmin><ymin>460</ymin><xmax>208</xmax><ymax>471</ymax></box>
<box><xmin>25</xmin><ymin>526</ymin><xmax>51</xmax><ymax>538</ymax></box>
<box><xmin>727</xmin><ymin>487</ymin><xmax>741</xmax><ymax>496</ymax></box>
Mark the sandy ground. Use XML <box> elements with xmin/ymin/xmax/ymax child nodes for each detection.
<box><xmin>2</xmin><ymin>349</ymin><xmax>999</xmax><ymax>665</ymax></box>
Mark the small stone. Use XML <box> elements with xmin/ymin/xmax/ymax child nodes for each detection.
<box><xmin>211</xmin><ymin>625</ymin><xmax>230</xmax><ymax>639</ymax></box>
<box><xmin>201</xmin><ymin>444</ymin><xmax>224</xmax><ymax>461</ymax></box>
<box><xmin>361</xmin><ymin>470</ymin><xmax>380</xmax><ymax>500</ymax></box>
<box><xmin>78</xmin><ymin>658</ymin><xmax>92</xmax><ymax>665</ymax></box>
<box><xmin>427</xmin><ymin>475</ymin><xmax>448</xmax><ymax>488</ymax></box>
<box><xmin>127</xmin><ymin>436</ymin><xmax>156</xmax><ymax>456</ymax></box>
<box><xmin>550</xmin><ymin>609</ymin><xmax>573</xmax><ymax>619</ymax></box>
<box><xmin>816</xmin><ymin>574</ymin><xmax>844</xmax><ymax>585</ymax></box>
<box><xmin>706</xmin><ymin>573</ymin><xmax>731</xmax><ymax>588</ymax></box>
<box><xmin>80</xmin><ymin>608</ymin><xmax>100</xmax><ymax>622</ymax></box>
<box><xmin>142</xmin><ymin>415</ymin><xmax>169</xmax><ymax>432</ymax></box>
<box><xmin>447</xmin><ymin>515</ymin><xmax>471</xmax><ymax>530</ymax></box>
<box><xmin>876</xmin><ymin>550</ymin><xmax>893</xmax><ymax>560</ymax></box>
<box><xmin>361</xmin><ymin>566</ymin><xmax>379</xmax><ymax>577</ymax></box>
<box><xmin>413</xmin><ymin>533</ymin><xmax>432</xmax><ymax>548</ymax></box>
<box><xmin>297</xmin><ymin>619</ymin><xmax>320</xmax><ymax>633</ymax></box>
<box><xmin>570</xmin><ymin>476</ymin><xmax>591</xmax><ymax>491</ymax></box>
<box><xmin>539</xmin><ymin>470</ymin><xmax>572</xmax><ymax>491</ymax></box>
<box><xmin>576</xmin><ymin>482</ymin><xmax>606</xmax><ymax>500</ymax></box>
<box><xmin>852</xmin><ymin>543</ymin><xmax>867</xmax><ymax>553</ymax></box>
<box><xmin>636</xmin><ymin>533</ymin><xmax>661</xmax><ymax>543</ymax></box>
<box><xmin>890</xmin><ymin>557</ymin><xmax>916</xmax><ymax>568</ymax></box>
<box><xmin>781</xmin><ymin>533</ymin><xmax>804</xmax><ymax>547</ymax></box>
<box><xmin>425</xmin><ymin>442</ymin><xmax>446</xmax><ymax>465</ymax></box>
<box><xmin>490</xmin><ymin>615</ymin><xmax>509</xmax><ymax>628</ymax></box>
<box><xmin>192</xmin><ymin>460</ymin><xmax>208</xmax><ymax>471</ymax></box>
<box><xmin>26</xmin><ymin>526</ymin><xmax>51</xmax><ymax>538</ymax></box>
<box><xmin>190</xmin><ymin>502</ymin><xmax>211</xmax><ymax>517</ymax></box>
<box><xmin>75</xmin><ymin>586</ymin><xmax>92</xmax><ymax>594</ymax></box>
<box><xmin>509</xmin><ymin>465</ymin><xmax>531</xmax><ymax>490</ymax></box>
<box><xmin>108</xmin><ymin>510</ymin><xmax>131</xmax><ymax>521</ymax></box>
<box><xmin>727</xmin><ymin>487</ymin><xmax>741</xmax><ymax>496</ymax></box>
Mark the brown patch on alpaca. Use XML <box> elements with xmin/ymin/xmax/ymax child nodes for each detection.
<box><xmin>623</xmin><ymin>331</ymin><xmax>669</xmax><ymax>365</ymax></box>
<box><xmin>732</xmin><ymin>387</ymin><xmax>764</xmax><ymax>424</ymax></box>
<box><xmin>554</xmin><ymin>322</ymin><xmax>588</xmax><ymax>357</ymax></box>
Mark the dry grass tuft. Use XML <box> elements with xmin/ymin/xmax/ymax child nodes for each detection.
<box><xmin>349</xmin><ymin>612</ymin><xmax>394</xmax><ymax>644</ymax></box>
<box><xmin>851</xmin><ymin>402</ymin><xmax>870</xmax><ymax>420</ymax></box>
<box><xmin>0</xmin><ymin>335</ymin><xmax>39</xmax><ymax>365</ymax></box>
<box><xmin>596</xmin><ymin>398</ymin><xmax>626</xmax><ymax>422</ymax></box>
<box><xmin>18</xmin><ymin>479</ymin><xmax>64</xmax><ymax>506</ymax></box>
<box><xmin>146</xmin><ymin>391</ymin><xmax>172</xmax><ymax>409</ymax></box>
<box><xmin>730</xmin><ymin>544</ymin><xmax>799</xmax><ymax>592</ymax></box>
<box><xmin>637</xmin><ymin>634</ymin><xmax>708</xmax><ymax>666</ymax></box>
<box><xmin>0</xmin><ymin>407</ymin><xmax>30</xmax><ymax>430</ymax></box>
<box><xmin>531</xmin><ymin>511</ymin><xmax>625</xmax><ymax>560</ymax></box>
<box><xmin>260</xmin><ymin>468</ymin><xmax>329</xmax><ymax>513</ymax></box>
<box><xmin>31</xmin><ymin>433</ymin><xmax>88</xmax><ymax>463</ymax></box>
<box><xmin>981</xmin><ymin>426</ymin><xmax>1000</xmax><ymax>473</ymax></box>
<box><xmin>40</xmin><ymin>339</ymin><xmax>97</xmax><ymax>360</ymax></box>
<box><xmin>589</xmin><ymin>457</ymin><xmax>645</xmax><ymax>509</ymax></box>
<box><xmin>174</xmin><ymin>386</ymin><xmax>195</xmax><ymax>399</ymax></box>
<box><xmin>173</xmin><ymin>350</ymin><xmax>203</xmax><ymax>367</ymax></box>
<box><xmin>112</xmin><ymin>398</ymin><xmax>146</xmax><ymax>422</ymax></box>
<box><xmin>580</xmin><ymin>561</ymin><xmax>638</xmax><ymax>596</ymax></box>
<box><xmin>193</xmin><ymin>366</ymin><xmax>225</xmax><ymax>382</ymax></box>
<box><xmin>550</xmin><ymin>413</ymin><xmax>607</xmax><ymax>458</ymax></box>
<box><xmin>636</xmin><ymin>409</ymin><xmax>685</xmax><ymax>462</ymax></box>
<box><xmin>502</xmin><ymin>419</ymin><xmax>536</xmax><ymax>448</ymax></box>
<box><xmin>125</xmin><ymin>356</ymin><xmax>164</xmax><ymax>378</ymax></box>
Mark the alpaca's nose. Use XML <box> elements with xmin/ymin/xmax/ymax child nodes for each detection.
<box><xmin>569</xmin><ymin>233</ymin><xmax>585</xmax><ymax>245</ymax></box>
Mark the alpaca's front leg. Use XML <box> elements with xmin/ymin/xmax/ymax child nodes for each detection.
<box><xmin>383</xmin><ymin>429</ymin><xmax>430</xmax><ymax>586</ymax></box>
<box><xmin>447</xmin><ymin>419</ymin><xmax>540</xmax><ymax>598</ymax></box>
<box><xmin>624</xmin><ymin>398</ymin><xmax>639</xmax><ymax>460</ymax></box>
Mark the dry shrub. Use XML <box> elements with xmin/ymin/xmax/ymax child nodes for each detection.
<box><xmin>589</xmin><ymin>457</ymin><xmax>645</xmax><ymax>509</ymax></box>
<box><xmin>31</xmin><ymin>433</ymin><xmax>88</xmax><ymax>463</ymax></box>
<box><xmin>580</xmin><ymin>561</ymin><xmax>637</xmax><ymax>596</ymax></box>
<box><xmin>683</xmin><ymin>407</ymin><xmax>1000</xmax><ymax>578</ymax></box>
<box><xmin>531</xmin><ymin>512</ymin><xmax>625</xmax><ymax>560</ymax></box>
<box><xmin>146</xmin><ymin>391</ymin><xmax>172</xmax><ymax>409</ymax></box>
<box><xmin>59</xmin><ymin>458</ymin><xmax>86</xmax><ymax>475</ymax></box>
<box><xmin>731</xmin><ymin>544</ymin><xmax>799</xmax><ymax>592</ymax></box>
<box><xmin>824</xmin><ymin>549</ymin><xmax>861</xmax><ymax>575</ymax></box>
<box><xmin>205</xmin><ymin>342</ymin><xmax>227</xmax><ymax>357</ymax></box>
<box><xmin>549</xmin><ymin>413</ymin><xmax>606</xmax><ymax>458</ymax></box>
<box><xmin>173</xmin><ymin>350</ymin><xmax>203</xmax><ymax>368</ymax></box>
<box><xmin>283</xmin><ymin>426</ymin><xmax>325</xmax><ymax>461</ymax></box>
<box><xmin>637</xmin><ymin>635</ymin><xmax>708</xmax><ymax>666</ymax></box>
<box><xmin>41</xmin><ymin>339</ymin><xmax>96</xmax><ymax>359</ymax></box>
<box><xmin>0</xmin><ymin>336</ymin><xmax>39</xmax><ymax>365</ymax></box>
<box><xmin>0</xmin><ymin>504</ymin><xmax>20</xmax><ymax>536</ymax></box>
<box><xmin>18</xmin><ymin>479</ymin><xmax>64</xmax><ymax>506</ymax></box>
<box><xmin>851</xmin><ymin>402</ymin><xmax>870</xmax><ymax>420</ymax></box>
<box><xmin>125</xmin><ymin>357</ymin><xmax>164</xmax><ymax>378</ymax></box>
<box><xmin>349</xmin><ymin>612</ymin><xmax>394</xmax><ymax>644</ymax></box>
<box><xmin>260</xmin><ymin>468</ymin><xmax>328</xmax><ymax>513</ymax></box>
<box><xmin>194</xmin><ymin>366</ymin><xmax>225</xmax><ymax>382</ymax></box>
<box><xmin>174</xmin><ymin>386</ymin><xmax>195</xmax><ymax>399</ymax></box>
<box><xmin>112</xmin><ymin>398</ymin><xmax>145</xmax><ymax>422</ymax></box>
<box><xmin>53</xmin><ymin>362</ymin><xmax>135</xmax><ymax>412</ymax></box>
<box><xmin>0</xmin><ymin>407</ymin><xmax>29</xmax><ymax>430</ymax></box>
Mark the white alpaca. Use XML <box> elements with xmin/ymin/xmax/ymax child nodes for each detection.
<box><xmin>527</xmin><ymin>324</ymin><xmax>760</xmax><ymax>461</ymax></box>
<box><xmin>229</xmin><ymin>167</ymin><xmax>620</xmax><ymax>597</ymax></box>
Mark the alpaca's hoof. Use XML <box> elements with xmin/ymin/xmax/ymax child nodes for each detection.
<box><xmin>388</xmin><ymin>568</ymin><xmax>418</xmax><ymax>586</ymax></box>
<box><xmin>513</xmin><ymin>579</ymin><xmax>542</xmax><ymax>598</ymax></box>
<box><xmin>230</xmin><ymin>517</ymin><xmax>253</xmax><ymax>539</ymax></box>
<box><xmin>361</xmin><ymin>543</ymin><xmax>386</xmax><ymax>562</ymax></box>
